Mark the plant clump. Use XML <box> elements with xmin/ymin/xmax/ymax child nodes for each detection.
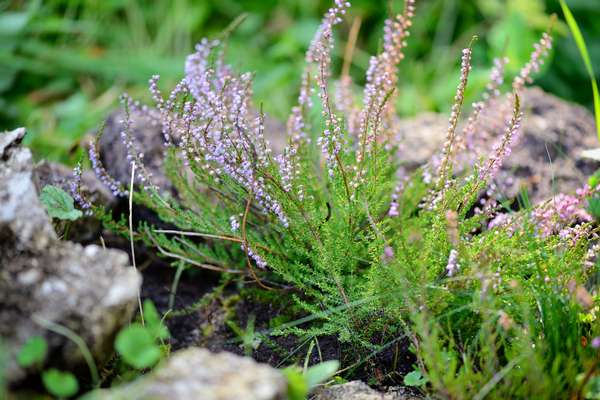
<box><xmin>75</xmin><ymin>0</ymin><xmax>600</xmax><ymax>397</ymax></box>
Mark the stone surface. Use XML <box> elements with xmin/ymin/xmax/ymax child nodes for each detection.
<box><xmin>0</xmin><ymin>127</ymin><xmax>56</xmax><ymax>252</ymax></box>
<box><xmin>399</xmin><ymin>87</ymin><xmax>599</xmax><ymax>203</ymax></box>
<box><xmin>0</xmin><ymin>128</ymin><xmax>142</xmax><ymax>384</ymax></box>
<box><xmin>311</xmin><ymin>381</ymin><xmax>420</xmax><ymax>400</ymax></box>
<box><xmin>86</xmin><ymin>348</ymin><xmax>288</xmax><ymax>400</ymax></box>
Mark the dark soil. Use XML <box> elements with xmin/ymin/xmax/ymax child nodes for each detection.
<box><xmin>135</xmin><ymin>259</ymin><xmax>417</xmax><ymax>388</ymax></box>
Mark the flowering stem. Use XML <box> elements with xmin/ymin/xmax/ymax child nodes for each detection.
<box><xmin>242</xmin><ymin>192</ymin><xmax>273</xmax><ymax>290</ymax></box>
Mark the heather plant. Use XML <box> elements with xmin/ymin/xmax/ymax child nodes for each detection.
<box><xmin>76</xmin><ymin>0</ymin><xmax>600</xmax><ymax>396</ymax></box>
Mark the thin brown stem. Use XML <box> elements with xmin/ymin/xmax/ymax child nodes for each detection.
<box><xmin>152</xmin><ymin>229</ymin><xmax>274</xmax><ymax>253</ymax></box>
<box><xmin>342</xmin><ymin>17</ymin><xmax>362</xmax><ymax>80</ymax></box>
<box><xmin>241</xmin><ymin>193</ymin><xmax>273</xmax><ymax>290</ymax></box>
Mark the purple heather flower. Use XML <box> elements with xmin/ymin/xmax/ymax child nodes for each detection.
<box><xmin>69</xmin><ymin>162</ymin><xmax>93</xmax><ymax>215</ymax></box>
<box><xmin>591</xmin><ymin>336</ymin><xmax>600</xmax><ymax>349</ymax></box>
<box><xmin>583</xmin><ymin>241</ymin><xmax>600</xmax><ymax>271</ymax></box>
<box><xmin>241</xmin><ymin>243</ymin><xmax>268</xmax><ymax>270</ymax></box>
<box><xmin>446</xmin><ymin>249</ymin><xmax>460</xmax><ymax>277</ymax></box>
<box><xmin>230</xmin><ymin>215</ymin><xmax>240</xmax><ymax>232</ymax></box>
<box><xmin>88</xmin><ymin>139</ymin><xmax>128</xmax><ymax>197</ymax></box>
<box><xmin>136</xmin><ymin>38</ymin><xmax>292</xmax><ymax>227</ymax></box>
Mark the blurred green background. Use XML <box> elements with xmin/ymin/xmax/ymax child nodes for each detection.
<box><xmin>1</xmin><ymin>0</ymin><xmax>599</xmax><ymax>164</ymax></box>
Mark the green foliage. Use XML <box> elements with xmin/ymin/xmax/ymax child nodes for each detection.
<box><xmin>114</xmin><ymin>300</ymin><xmax>170</xmax><ymax>369</ymax></box>
<box><xmin>39</xmin><ymin>185</ymin><xmax>82</xmax><ymax>221</ymax></box>
<box><xmin>115</xmin><ymin>325</ymin><xmax>162</xmax><ymax>369</ymax></box>
<box><xmin>227</xmin><ymin>315</ymin><xmax>261</xmax><ymax>357</ymax></box>
<box><xmin>41</xmin><ymin>369</ymin><xmax>79</xmax><ymax>398</ymax></box>
<box><xmin>588</xmin><ymin>195</ymin><xmax>600</xmax><ymax>220</ymax></box>
<box><xmin>304</xmin><ymin>360</ymin><xmax>340</xmax><ymax>389</ymax></box>
<box><xmin>17</xmin><ymin>336</ymin><xmax>47</xmax><ymax>368</ymax></box>
<box><xmin>284</xmin><ymin>360</ymin><xmax>340</xmax><ymax>400</ymax></box>
<box><xmin>142</xmin><ymin>300</ymin><xmax>170</xmax><ymax>341</ymax></box>
<box><xmin>403</xmin><ymin>369</ymin><xmax>428</xmax><ymax>387</ymax></box>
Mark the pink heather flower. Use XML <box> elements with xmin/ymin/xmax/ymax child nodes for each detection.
<box><xmin>388</xmin><ymin>177</ymin><xmax>408</xmax><ymax>217</ymax></box>
<box><xmin>446</xmin><ymin>249</ymin><xmax>460</xmax><ymax>277</ymax></box>
<box><xmin>583</xmin><ymin>241</ymin><xmax>600</xmax><ymax>271</ymax></box>
<box><xmin>142</xmin><ymin>38</ymin><xmax>291</xmax><ymax>227</ymax></box>
<box><xmin>355</xmin><ymin>1</ymin><xmax>415</xmax><ymax>169</ymax></box>
<box><xmin>513</xmin><ymin>32</ymin><xmax>553</xmax><ymax>91</ymax></box>
<box><xmin>279</xmin><ymin>1</ymin><xmax>350</xmax><ymax>193</ymax></box>
<box><xmin>459</xmin><ymin>57</ymin><xmax>508</xmax><ymax>157</ymax></box>
<box><xmin>388</xmin><ymin>202</ymin><xmax>399</xmax><ymax>217</ymax></box>
<box><xmin>487</xmin><ymin>213</ymin><xmax>512</xmax><ymax>230</ymax></box>
<box><xmin>317</xmin><ymin>117</ymin><xmax>344</xmax><ymax>177</ymax></box>
<box><xmin>478</xmin><ymin>97</ymin><xmax>523</xmax><ymax>183</ymax></box>
<box><xmin>382</xmin><ymin>246</ymin><xmax>395</xmax><ymax>262</ymax></box>
<box><xmin>435</xmin><ymin>46</ymin><xmax>473</xmax><ymax>188</ymax></box>
<box><xmin>531</xmin><ymin>189</ymin><xmax>593</xmax><ymax>238</ymax></box>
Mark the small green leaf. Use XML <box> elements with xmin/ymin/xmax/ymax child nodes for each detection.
<box><xmin>590</xmin><ymin>168</ymin><xmax>600</xmax><ymax>188</ymax></box>
<box><xmin>143</xmin><ymin>300</ymin><xmax>170</xmax><ymax>340</ymax></box>
<box><xmin>17</xmin><ymin>336</ymin><xmax>47</xmax><ymax>367</ymax></box>
<box><xmin>282</xmin><ymin>367</ymin><xmax>308</xmax><ymax>400</ymax></box>
<box><xmin>40</xmin><ymin>185</ymin><xmax>82</xmax><ymax>221</ymax></box>
<box><xmin>304</xmin><ymin>360</ymin><xmax>339</xmax><ymax>390</ymax></box>
<box><xmin>42</xmin><ymin>369</ymin><xmax>79</xmax><ymax>398</ymax></box>
<box><xmin>403</xmin><ymin>369</ymin><xmax>428</xmax><ymax>387</ymax></box>
<box><xmin>115</xmin><ymin>324</ymin><xmax>161</xmax><ymax>369</ymax></box>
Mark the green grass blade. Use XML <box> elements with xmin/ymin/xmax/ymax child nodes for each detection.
<box><xmin>559</xmin><ymin>0</ymin><xmax>600</xmax><ymax>142</ymax></box>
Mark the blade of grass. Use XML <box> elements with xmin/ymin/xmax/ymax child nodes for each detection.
<box><xmin>559</xmin><ymin>0</ymin><xmax>600</xmax><ymax>142</ymax></box>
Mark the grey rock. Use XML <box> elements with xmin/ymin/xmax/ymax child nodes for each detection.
<box><xmin>0</xmin><ymin>127</ymin><xmax>56</xmax><ymax>252</ymax></box>
<box><xmin>398</xmin><ymin>87</ymin><xmax>599</xmax><ymax>203</ymax></box>
<box><xmin>86</xmin><ymin>348</ymin><xmax>288</xmax><ymax>400</ymax></box>
<box><xmin>0</xmin><ymin>128</ymin><xmax>141</xmax><ymax>384</ymax></box>
<box><xmin>311</xmin><ymin>381</ymin><xmax>421</xmax><ymax>400</ymax></box>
